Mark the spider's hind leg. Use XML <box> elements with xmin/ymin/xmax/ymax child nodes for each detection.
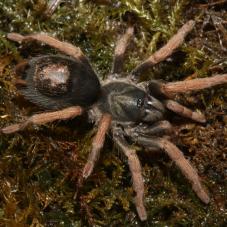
<box><xmin>7</xmin><ymin>33</ymin><xmax>91</xmax><ymax>67</ymax></box>
<box><xmin>0</xmin><ymin>106</ymin><xmax>84</xmax><ymax>134</ymax></box>
<box><xmin>82</xmin><ymin>113</ymin><xmax>112</xmax><ymax>179</ymax></box>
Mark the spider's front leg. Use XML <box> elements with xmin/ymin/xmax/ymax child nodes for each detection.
<box><xmin>0</xmin><ymin>106</ymin><xmax>84</xmax><ymax>134</ymax></box>
<box><xmin>130</xmin><ymin>20</ymin><xmax>195</xmax><ymax>81</ymax></box>
<box><xmin>135</xmin><ymin>135</ymin><xmax>210</xmax><ymax>204</ymax></box>
<box><xmin>148</xmin><ymin>74</ymin><xmax>227</xmax><ymax>98</ymax></box>
<box><xmin>147</xmin><ymin>75</ymin><xmax>227</xmax><ymax>122</ymax></box>
<box><xmin>112</xmin><ymin>126</ymin><xmax>147</xmax><ymax>221</ymax></box>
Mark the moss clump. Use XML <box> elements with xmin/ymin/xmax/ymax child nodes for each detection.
<box><xmin>0</xmin><ymin>0</ymin><xmax>226</xmax><ymax>226</ymax></box>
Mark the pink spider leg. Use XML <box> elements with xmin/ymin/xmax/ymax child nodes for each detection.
<box><xmin>111</xmin><ymin>26</ymin><xmax>134</xmax><ymax>75</ymax></box>
<box><xmin>147</xmin><ymin>74</ymin><xmax>227</xmax><ymax>121</ymax></box>
<box><xmin>7</xmin><ymin>32</ymin><xmax>91</xmax><ymax>67</ymax></box>
<box><xmin>161</xmin><ymin>74</ymin><xmax>227</xmax><ymax>97</ymax></box>
<box><xmin>112</xmin><ymin>126</ymin><xmax>147</xmax><ymax>221</ymax></box>
<box><xmin>82</xmin><ymin>113</ymin><xmax>112</xmax><ymax>178</ymax></box>
<box><xmin>0</xmin><ymin>106</ymin><xmax>83</xmax><ymax>134</ymax></box>
<box><xmin>130</xmin><ymin>20</ymin><xmax>195</xmax><ymax>80</ymax></box>
<box><xmin>136</xmin><ymin>136</ymin><xmax>210</xmax><ymax>204</ymax></box>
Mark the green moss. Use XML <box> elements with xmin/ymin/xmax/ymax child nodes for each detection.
<box><xmin>0</xmin><ymin>0</ymin><xmax>226</xmax><ymax>226</ymax></box>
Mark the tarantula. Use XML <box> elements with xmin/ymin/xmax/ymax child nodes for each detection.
<box><xmin>1</xmin><ymin>20</ymin><xmax>227</xmax><ymax>221</ymax></box>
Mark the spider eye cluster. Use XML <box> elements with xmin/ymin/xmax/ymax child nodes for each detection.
<box><xmin>137</xmin><ymin>98</ymin><xmax>144</xmax><ymax>108</ymax></box>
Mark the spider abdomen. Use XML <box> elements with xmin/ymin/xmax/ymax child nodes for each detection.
<box><xmin>17</xmin><ymin>55</ymin><xmax>101</xmax><ymax>110</ymax></box>
<box><xmin>34</xmin><ymin>62</ymin><xmax>70</xmax><ymax>96</ymax></box>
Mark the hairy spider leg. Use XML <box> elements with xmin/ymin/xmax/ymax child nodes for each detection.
<box><xmin>112</xmin><ymin>126</ymin><xmax>147</xmax><ymax>221</ymax></box>
<box><xmin>0</xmin><ymin>106</ymin><xmax>83</xmax><ymax>134</ymax></box>
<box><xmin>148</xmin><ymin>74</ymin><xmax>227</xmax><ymax>121</ymax></box>
<box><xmin>136</xmin><ymin>136</ymin><xmax>210</xmax><ymax>204</ymax></box>
<box><xmin>130</xmin><ymin>20</ymin><xmax>195</xmax><ymax>81</ymax></box>
<box><xmin>111</xmin><ymin>26</ymin><xmax>134</xmax><ymax>75</ymax></box>
<box><xmin>7</xmin><ymin>33</ymin><xmax>92</xmax><ymax>68</ymax></box>
<box><xmin>125</xmin><ymin>120</ymin><xmax>173</xmax><ymax>138</ymax></box>
<box><xmin>112</xmin><ymin>121</ymin><xmax>173</xmax><ymax>221</ymax></box>
<box><xmin>164</xmin><ymin>100</ymin><xmax>206</xmax><ymax>123</ymax></box>
<box><xmin>82</xmin><ymin>113</ymin><xmax>112</xmax><ymax>178</ymax></box>
<box><xmin>161</xmin><ymin>74</ymin><xmax>227</xmax><ymax>97</ymax></box>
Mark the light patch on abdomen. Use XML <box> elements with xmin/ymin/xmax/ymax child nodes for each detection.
<box><xmin>39</xmin><ymin>64</ymin><xmax>70</xmax><ymax>87</ymax></box>
<box><xmin>34</xmin><ymin>63</ymin><xmax>70</xmax><ymax>96</ymax></box>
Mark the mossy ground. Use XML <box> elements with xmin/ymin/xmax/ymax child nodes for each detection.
<box><xmin>0</xmin><ymin>0</ymin><xmax>226</xmax><ymax>226</ymax></box>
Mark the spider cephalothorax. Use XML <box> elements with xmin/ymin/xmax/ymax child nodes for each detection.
<box><xmin>1</xmin><ymin>21</ymin><xmax>227</xmax><ymax>221</ymax></box>
<box><xmin>97</xmin><ymin>81</ymin><xmax>165</xmax><ymax>123</ymax></box>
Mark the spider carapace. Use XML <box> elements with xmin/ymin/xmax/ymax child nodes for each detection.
<box><xmin>1</xmin><ymin>21</ymin><xmax>227</xmax><ymax>221</ymax></box>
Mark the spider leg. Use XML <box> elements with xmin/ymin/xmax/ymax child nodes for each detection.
<box><xmin>136</xmin><ymin>136</ymin><xmax>210</xmax><ymax>204</ymax></box>
<box><xmin>112</xmin><ymin>126</ymin><xmax>147</xmax><ymax>221</ymax></box>
<box><xmin>111</xmin><ymin>26</ymin><xmax>134</xmax><ymax>75</ymax></box>
<box><xmin>82</xmin><ymin>113</ymin><xmax>112</xmax><ymax>178</ymax></box>
<box><xmin>148</xmin><ymin>74</ymin><xmax>227</xmax><ymax>98</ymax></box>
<box><xmin>125</xmin><ymin>120</ymin><xmax>173</xmax><ymax>138</ymax></box>
<box><xmin>0</xmin><ymin>106</ymin><xmax>83</xmax><ymax>134</ymax></box>
<box><xmin>161</xmin><ymin>74</ymin><xmax>227</xmax><ymax>97</ymax></box>
<box><xmin>7</xmin><ymin>33</ymin><xmax>90</xmax><ymax>66</ymax></box>
<box><xmin>164</xmin><ymin>100</ymin><xmax>206</xmax><ymax>123</ymax></box>
<box><xmin>130</xmin><ymin>20</ymin><xmax>195</xmax><ymax>81</ymax></box>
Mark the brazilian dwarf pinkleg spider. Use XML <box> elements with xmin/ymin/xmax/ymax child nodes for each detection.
<box><xmin>1</xmin><ymin>20</ymin><xmax>227</xmax><ymax>220</ymax></box>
